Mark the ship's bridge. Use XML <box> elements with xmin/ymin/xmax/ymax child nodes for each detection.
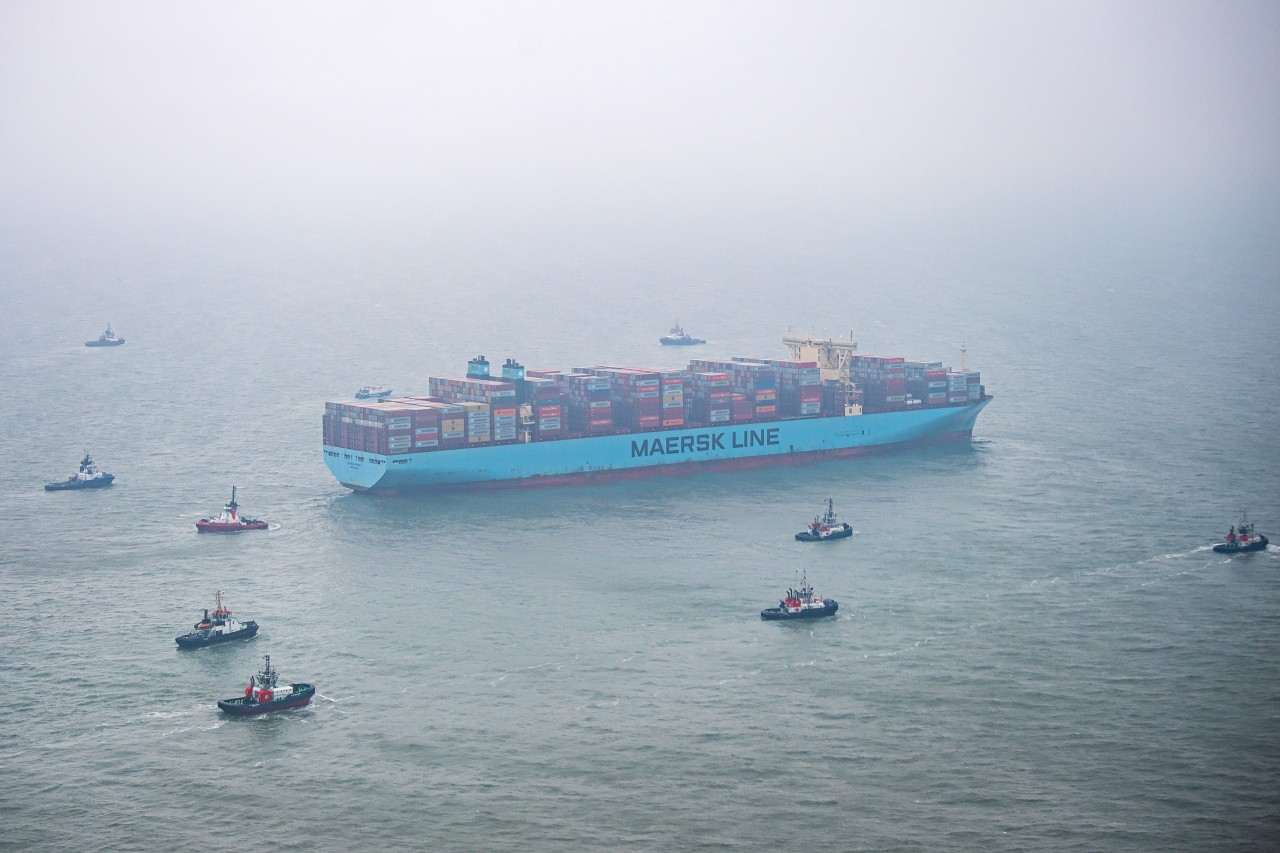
<box><xmin>782</xmin><ymin>332</ymin><xmax>858</xmax><ymax>383</ymax></box>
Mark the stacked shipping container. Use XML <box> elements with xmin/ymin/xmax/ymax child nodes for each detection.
<box><xmin>740</xmin><ymin>358</ymin><xmax>821</xmax><ymax>417</ymax></box>
<box><xmin>560</xmin><ymin>372</ymin><xmax>613</xmax><ymax>434</ymax></box>
<box><xmin>688</xmin><ymin>359</ymin><xmax>780</xmax><ymax>422</ymax></box>
<box><xmin>325</xmin><ymin>349</ymin><xmax>984</xmax><ymax>455</ymax></box>
<box><xmin>523</xmin><ymin>376</ymin><xmax>565</xmax><ymax>439</ymax></box>
<box><xmin>590</xmin><ymin>368</ymin><xmax>662</xmax><ymax>431</ymax></box>
<box><xmin>685</xmin><ymin>371</ymin><xmax>732</xmax><ymax>425</ymax></box>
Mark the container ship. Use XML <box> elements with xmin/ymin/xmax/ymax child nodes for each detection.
<box><xmin>322</xmin><ymin>334</ymin><xmax>991</xmax><ymax>493</ymax></box>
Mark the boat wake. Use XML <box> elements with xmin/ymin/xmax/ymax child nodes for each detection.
<box><xmin>145</xmin><ymin>709</ymin><xmax>191</xmax><ymax>721</ymax></box>
<box><xmin>845</xmin><ymin>543</ymin><xmax>1255</xmax><ymax>666</ymax></box>
<box><xmin>315</xmin><ymin>692</ymin><xmax>349</xmax><ymax>713</ymax></box>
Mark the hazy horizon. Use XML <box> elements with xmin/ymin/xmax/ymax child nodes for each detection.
<box><xmin>2</xmin><ymin>0</ymin><xmax>1278</xmax><ymax>252</ymax></box>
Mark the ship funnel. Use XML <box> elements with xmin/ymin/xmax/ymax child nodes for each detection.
<box><xmin>501</xmin><ymin>358</ymin><xmax>526</xmax><ymax>382</ymax></box>
<box><xmin>466</xmin><ymin>355</ymin><xmax>491</xmax><ymax>379</ymax></box>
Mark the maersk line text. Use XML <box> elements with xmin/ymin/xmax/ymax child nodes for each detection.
<box><xmin>630</xmin><ymin>427</ymin><xmax>781</xmax><ymax>458</ymax></box>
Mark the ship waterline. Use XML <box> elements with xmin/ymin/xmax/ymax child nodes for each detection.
<box><xmin>324</xmin><ymin>398</ymin><xmax>990</xmax><ymax>492</ymax></box>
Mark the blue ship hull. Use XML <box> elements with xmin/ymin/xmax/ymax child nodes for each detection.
<box><xmin>323</xmin><ymin>398</ymin><xmax>990</xmax><ymax>493</ymax></box>
<box><xmin>44</xmin><ymin>475</ymin><xmax>115</xmax><ymax>490</ymax></box>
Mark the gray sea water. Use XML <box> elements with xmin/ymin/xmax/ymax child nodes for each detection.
<box><xmin>1</xmin><ymin>209</ymin><xmax>1277</xmax><ymax>851</ymax></box>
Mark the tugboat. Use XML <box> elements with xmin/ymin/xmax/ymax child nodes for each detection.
<box><xmin>44</xmin><ymin>453</ymin><xmax>115</xmax><ymax>490</ymax></box>
<box><xmin>794</xmin><ymin>498</ymin><xmax>854</xmax><ymax>542</ymax></box>
<box><xmin>354</xmin><ymin>385</ymin><xmax>393</xmax><ymax>399</ymax></box>
<box><xmin>1213</xmin><ymin>513</ymin><xmax>1270</xmax><ymax>554</ymax></box>
<box><xmin>175</xmin><ymin>591</ymin><xmax>259</xmax><ymax>648</ymax></box>
<box><xmin>659</xmin><ymin>321</ymin><xmax>706</xmax><ymax>346</ymax></box>
<box><xmin>760</xmin><ymin>571</ymin><xmax>839</xmax><ymax>620</ymax></box>
<box><xmin>84</xmin><ymin>323</ymin><xmax>125</xmax><ymax>347</ymax></box>
<box><xmin>217</xmin><ymin>655</ymin><xmax>315</xmax><ymax>715</ymax></box>
<box><xmin>195</xmin><ymin>486</ymin><xmax>269</xmax><ymax>533</ymax></box>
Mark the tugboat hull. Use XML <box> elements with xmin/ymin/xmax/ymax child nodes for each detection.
<box><xmin>175</xmin><ymin>622</ymin><xmax>259</xmax><ymax>648</ymax></box>
<box><xmin>760</xmin><ymin>600</ymin><xmax>839</xmax><ymax>620</ymax></box>
<box><xmin>44</xmin><ymin>475</ymin><xmax>115</xmax><ymax>490</ymax></box>
<box><xmin>794</xmin><ymin>524</ymin><xmax>853</xmax><ymax>542</ymax></box>
<box><xmin>660</xmin><ymin>337</ymin><xmax>705</xmax><ymax>345</ymax></box>
<box><xmin>218</xmin><ymin>684</ymin><xmax>315</xmax><ymax>715</ymax></box>
<box><xmin>196</xmin><ymin>520</ymin><xmax>269</xmax><ymax>533</ymax></box>
<box><xmin>1213</xmin><ymin>536</ymin><xmax>1269</xmax><ymax>554</ymax></box>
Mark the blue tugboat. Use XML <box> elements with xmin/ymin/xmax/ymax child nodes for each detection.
<box><xmin>44</xmin><ymin>453</ymin><xmax>115</xmax><ymax>490</ymax></box>
<box><xmin>795</xmin><ymin>498</ymin><xmax>854</xmax><ymax>542</ymax></box>
<box><xmin>354</xmin><ymin>385</ymin><xmax>393</xmax><ymax>399</ymax></box>
<box><xmin>217</xmin><ymin>655</ymin><xmax>315</xmax><ymax>715</ymax></box>
<box><xmin>85</xmin><ymin>323</ymin><xmax>125</xmax><ymax>347</ymax></box>
<box><xmin>175</xmin><ymin>591</ymin><xmax>259</xmax><ymax>648</ymax></box>
<box><xmin>760</xmin><ymin>572</ymin><xmax>839</xmax><ymax>620</ymax></box>
<box><xmin>1213</xmin><ymin>513</ymin><xmax>1269</xmax><ymax>554</ymax></box>
<box><xmin>659</xmin><ymin>321</ymin><xmax>705</xmax><ymax>346</ymax></box>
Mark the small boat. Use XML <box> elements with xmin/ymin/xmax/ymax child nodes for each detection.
<box><xmin>44</xmin><ymin>453</ymin><xmax>115</xmax><ymax>490</ymax></box>
<box><xmin>196</xmin><ymin>486</ymin><xmax>269</xmax><ymax>533</ymax></box>
<box><xmin>760</xmin><ymin>571</ymin><xmax>839</xmax><ymax>620</ymax></box>
<box><xmin>217</xmin><ymin>655</ymin><xmax>315</xmax><ymax>715</ymax></box>
<box><xmin>354</xmin><ymin>385</ymin><xmax>393</xmax><ymax>399</ymax></box>
<box><xmin>794</xmin><ymin>498</ymin><xmax>853</xmax><ymax>541</ymax></box>
<box><xmin>659</xmin><ymin>321</ymin><xmax>705</xmax><ymax>346</ymax></box>
<box><xmin>1213</xmin><ymin>513</ymin><xmax>1269</xmax><ymax>554</ymax></box>
<box><xmin>175</xmin><ymin>591</ymin><xmax>259</xmax><ymax>648</ymax></box>
<box><xmin>85</xmin><ymin>323</ymin><xmax>125</xmax><ymax>347</ymax></box>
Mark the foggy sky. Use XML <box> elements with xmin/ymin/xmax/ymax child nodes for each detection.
<box><xmin>1</xmin><ymin>1</ymin><xmax>1277</xmax><ymax>236</ymax></box>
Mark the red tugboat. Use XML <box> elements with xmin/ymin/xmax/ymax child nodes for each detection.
<box><xmin>196</xmin><ymin>486</ymin><xmax>269</xmax><ymax>533</ymax></box>
<box><xmin>217</xmin><ymin>655</ymin><xmax>315</xmax><ymax>715</ymax></box>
